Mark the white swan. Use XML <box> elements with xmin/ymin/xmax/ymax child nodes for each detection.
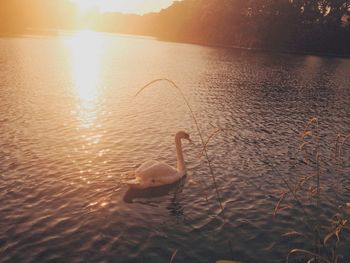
<box><xmin>127</xmin><ymin>131</ymin><xmax>191</xmax><ymax>189</ymax></box>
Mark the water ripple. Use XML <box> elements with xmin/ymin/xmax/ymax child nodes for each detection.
<box><xmin>0</xmin><ymin>34</ymin><xmax>350</xmax><ymax>262</ymax></box>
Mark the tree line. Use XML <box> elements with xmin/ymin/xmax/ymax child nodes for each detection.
<box><xmin>140</xmin><ymin>0</ymin><xmax>350</xmax><ymax>55</ymax></box>
<box><xmin>0</xmin><ymin>0</ymin><xmax>77</xmax><ymax>32</ymax></box>
<box><xmin>0</xmin><ymin>0</ymin><xmax>349</xmax><ymax>55</ymax></box>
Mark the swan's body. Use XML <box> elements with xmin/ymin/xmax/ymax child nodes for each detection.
<box><xmin>127</xmin><ymin>131</ymin><xmax>190</xmax><ymax>189</ymax></box>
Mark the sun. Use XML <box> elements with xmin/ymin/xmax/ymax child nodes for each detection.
<box><xmin>73</xmin><ymin>0</ymin><xmax>99</xmax><ymax>12</ymax></box>
<box><xmin>73</xmin><ymin>0</ymin><xmax>130</xmax><ymax>13</ymax></box>
<box><xmin>72</xmin><ymin>0</ymin><xmax>175</xmax><ymax>15</ymax></box>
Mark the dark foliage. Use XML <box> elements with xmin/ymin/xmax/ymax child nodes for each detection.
<box><xmin>1</xmin><ymin>0</ymin><xmax>349</xmax><ymax>55</ymax></box>
<box><xmin>141</xmin><ymin>0</ymin><xmax>350</xmax><ymax>55</ymax></box>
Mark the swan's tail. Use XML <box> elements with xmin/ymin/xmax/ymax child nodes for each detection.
<box><xmin>126</xmin><ymin>178</ymin><xmax>139</xmax><ymax>185</ymax></box>
<box><xmin>126</xmin><ymin>178</ymin><xmax>145</xmax><ymax>189</ymax></box>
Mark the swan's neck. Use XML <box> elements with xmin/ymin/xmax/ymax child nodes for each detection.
<box><xmin>175</xmin><ymin>136</ymin><xmax>186</xmax><ymax>175</ymax></box>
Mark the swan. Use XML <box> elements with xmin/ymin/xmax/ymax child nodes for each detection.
<box><xmin>127</xmin><ymin>131</ymin><xmax>191</xmax><ymax>189</ymax></box>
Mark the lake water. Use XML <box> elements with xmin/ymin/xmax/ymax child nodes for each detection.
<box><xmin>0</xmin><ymin>31</ymin><xmax>350</xmax><ymax>263</ymax></box>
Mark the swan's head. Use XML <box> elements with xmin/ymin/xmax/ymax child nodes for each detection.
<box><xmin>176</xmin><ymin>131</ymin><xmax>191</xmax><ymax>141</ymax></box>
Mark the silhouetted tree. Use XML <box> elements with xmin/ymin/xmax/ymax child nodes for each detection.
<box><xmin>1</xmin><ymin>0</ymin><xmax>349</xmax><ymax>55</ymax></box>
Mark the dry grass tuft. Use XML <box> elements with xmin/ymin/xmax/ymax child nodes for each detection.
<box><xmin>270</xmin><ymin>117</ymin><xmax>350</xmax><ymax>263</ymax></box>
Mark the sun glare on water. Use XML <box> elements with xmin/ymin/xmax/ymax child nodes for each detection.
<box><xmin>65</xmin><ymin>30</ymin><xmax>106</xmax><ymax>128</ymax></box>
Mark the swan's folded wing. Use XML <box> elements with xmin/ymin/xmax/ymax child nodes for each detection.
<box><xmin>157</xmin><ymin>173</ymin><xmax>182</xmax><ymax>185</ymax></box>
<box><xmin>135</xmin><ymin>160</ymin><xmax>158</xmax><ymax>174</ymax></box>
<box><xmin>136</xmin><ymin>162</ymin><xmax>178</xmax><ymax>180</ymax></box>
<box><xmin>129</xmin><ymin>162</ymin><xmax>182</xmax><ymax>189</ymax></box>
<box><xmin>155</xmin><ymin>163</ymin><xmax>178</xmax><ymax>177</ymax></box>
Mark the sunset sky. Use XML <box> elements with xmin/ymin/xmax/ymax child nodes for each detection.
<box><xmin>73</xmin><ymin>0</ymin><xmax>176</xmax><ymax>14</ymax></box>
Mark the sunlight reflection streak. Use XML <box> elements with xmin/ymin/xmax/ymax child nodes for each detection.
<box><xmin>65</xmin><ymin>30</ymin><xmax>104</xmax><ymax>128</ymax></box>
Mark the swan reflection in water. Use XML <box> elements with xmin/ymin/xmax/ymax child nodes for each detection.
<box><xmin>126</xmin><ymin>176</ymin><xmax>217</xmax><ymax>225</ymax></box>
<box><xmin>123</xmin><ymin>177</ymin><xmax>187</xmax><ymax>221</ymax></box>
<box><xmin>123</xmin><ymin>177</ymin><xmax>186</xmax><ymax>204</ymax></box>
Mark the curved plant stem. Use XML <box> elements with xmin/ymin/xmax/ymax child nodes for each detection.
<box><xmin>136</xmin><ymin>78</ymin><xmax>223</xmax><ymax>210</ymax></box>
<box><xmin>286</xmin><ymin>249</ymin><xmax>330</xmax><ymax>263</ymax></box>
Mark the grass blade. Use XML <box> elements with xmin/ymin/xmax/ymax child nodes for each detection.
<box><xmin>136</xmin><ymin>78</ymin><xmax>223</xmax><ymax>210</ymax></box>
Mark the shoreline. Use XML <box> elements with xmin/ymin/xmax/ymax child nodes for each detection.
<box><xmin>1</xmin><ymin>29</ymin><xmax>349</xmax><ymax>59</ymax></box>
<box><xmin>155</xmin><ymin>36</ymin><xmax>350</xmax><ymax>59</ymax></box>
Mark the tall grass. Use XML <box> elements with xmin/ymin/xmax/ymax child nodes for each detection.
<box><xmin>271</xmin><ymin>117</ymin><xmax>350</xmax><ymax>263</ymax></box>
<box><xmin>136</xmin><ymin>80</ymin><xmax>349</xmax><ymax>262</ymax></box>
